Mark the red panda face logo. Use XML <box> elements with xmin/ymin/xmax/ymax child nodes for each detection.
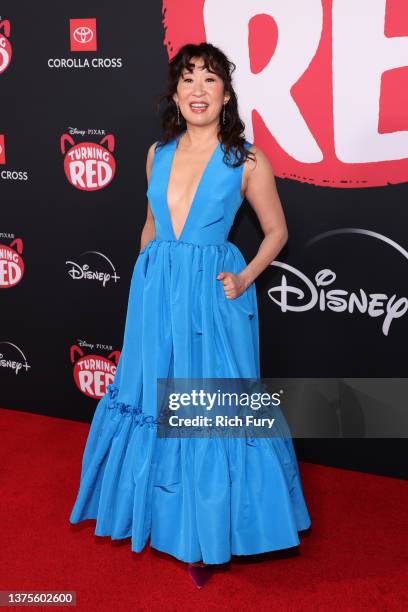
<box><xmin>0</xmin><ymin>20</ymin><xmax>12</xmax><ymax>74</ymax></box>
<box><xmin>0</xmin><ymin>238</ymin><xmax>24</xmax><ymax>288</ymax></box>
<box><xmin>70</xmin><ymin>345</ymin><xmax>120</xmax><ymax>399</ymax></box>
<box><xmin>60</xmin><ymin>133</ymin><xmax>116</xmax><ymax>191</ymax></box>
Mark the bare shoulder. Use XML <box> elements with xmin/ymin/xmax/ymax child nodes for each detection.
<box><xmin>146</xmin><ymin>140</ymin><xmax>158</xmax><ymax>164</ymax></box>
<box><xmin>146</xmin><ymin>140</ymin><xmax>159</xmax><ymax>180</ymax></box>
<box><xmin>242</xmin><ymin>144</ymin><xmax>273</xmax><ymax>196</ymax></box>
<box><xmin>245</xmin><ymin>144</ymin><xmax>271</xmax><ymax>172</ymax></box>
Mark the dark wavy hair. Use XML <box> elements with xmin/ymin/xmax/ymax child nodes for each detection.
<box><xmin>154</xmin><ymin>42</ymin><xmax>255</xmax><ymax>168</ymax></box>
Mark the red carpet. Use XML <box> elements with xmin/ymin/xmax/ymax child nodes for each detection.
<box><xmin>1</xmin><ymin>406</ymin><xmax>407</xmax><ymax>611</ymax></box>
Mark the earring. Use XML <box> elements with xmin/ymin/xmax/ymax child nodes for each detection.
<box><xmin>176</xmin><ymin>102</ymin><xmax>180</xmax><ymax>126</ymax></box>
<box><xmin>222</xmin><ymin>101</ymin><xmax>227</xmax><ymax>125</ymax></box>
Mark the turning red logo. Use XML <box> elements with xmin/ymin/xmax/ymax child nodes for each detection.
<box><xmin>69</xmin><ymin>18</ymin><xmax>97</xmax><ymax>52</ymax></box>
<box><xmin>0</xmin><ymin>20</ymin><xmax>12</xmax><ymax>74</ymax></box>
<box><xmin>163</xmin><ymin>0</ymin><xmax>408</xmax><ymax>187</ymax></box>
<box><xmin>70</xmin><ymin>345</ymin><xmax>120</xmax><ymax>398</ymax></box>
<box><xmin>60</xmin><ymin>133</ymin><xmax>116</xmax><ymax>191</ymax></box>
<box><xmin>0</xmin><ymin>238</ymin><xmax>25</xmax><ymax>288</ymax></box>
<box><xmin>0</xmin><ymin>134</ymin><xmax>5</xmax><ymax>164</ymax></box>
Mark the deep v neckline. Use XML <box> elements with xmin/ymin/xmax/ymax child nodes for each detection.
<box><xmin>165</xmin><ymin>130</ymin><xmax>221</xmax><ymax>242</ymax></box>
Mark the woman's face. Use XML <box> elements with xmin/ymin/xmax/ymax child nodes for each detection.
<box><xmin>173</xmin><ymin>56</ymin><xmax>230</xmax><ymax>128</ymax></box>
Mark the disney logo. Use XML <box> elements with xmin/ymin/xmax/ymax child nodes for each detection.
<box><xmin>268</xmin><ymin>263</ymin><xmax>406</xmax><ymax>337</ymax></box>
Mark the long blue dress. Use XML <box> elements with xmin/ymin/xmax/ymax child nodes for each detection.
<box><xmin>69</xmin><ymin>130</ymin><xmax>311</xmax><ymax>564</ymax></box>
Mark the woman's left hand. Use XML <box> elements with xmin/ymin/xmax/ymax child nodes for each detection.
<box><xmin>216</xmin><ymin>271</ymin><xmax>248</xmax><ymax>299</ymax></box>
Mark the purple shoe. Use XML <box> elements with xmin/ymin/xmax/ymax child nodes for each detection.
<box><xmin>187</xmin><ymin>563</ymin><xmax>213</xmax><ymax>588</ymax></box>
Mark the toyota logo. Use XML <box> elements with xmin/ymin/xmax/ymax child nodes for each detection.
<box><xmin>73</xmin><ymin>26</ymin><xmax>93</xmax><ymax>44</ymax></box>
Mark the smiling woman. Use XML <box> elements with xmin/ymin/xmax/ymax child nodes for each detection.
<box><xmin>69</xmin><ymin>41</ymin><xmax>311</xmax><ymax>589</ymax></box>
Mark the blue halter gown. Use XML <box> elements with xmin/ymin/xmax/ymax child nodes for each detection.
<box><xmin>69</xmin><ymin>131</ymin><xmax>311</xmax><ymax>564</ymax></box>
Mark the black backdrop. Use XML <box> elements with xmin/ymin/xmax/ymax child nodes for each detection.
<box><xmin>1</xmin><ymin>2</ymin><xmax>406</xmax><ymax>479</ymax></box>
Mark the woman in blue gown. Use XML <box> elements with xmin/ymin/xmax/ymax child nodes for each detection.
<box><xmin>69</xmin><ymin>42</ymin><xmax>311</xmax><ymax>586</ymax></box>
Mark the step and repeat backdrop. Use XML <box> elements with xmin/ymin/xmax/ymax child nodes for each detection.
<box><xmin>1</xmin><ymin>2</ymin><xmax>407</xmax><ymax>477</ymax></box>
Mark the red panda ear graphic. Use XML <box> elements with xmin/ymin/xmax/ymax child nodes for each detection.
<box><xmin>100</xmin><ymin>134</ymin><xmax>115</xmax><ymax>152</ymax></box>
<box><xmin>9</xmin><ymin>238</ymin><xmax>23</xmax><ymax>254</ymax></box>
<box><xmin>108</xmin><ymin>350</ymin><xmax>120</xmax><ymax>364</ymax></box>
<box><xmin>0</xmin><ymin>20</ymin><xmax>11</xmax><ymax>38</ymax></box>
<box><xmin>60</xmin><ymin>133</ymin><xmax>75</xmax><ymax>155</ymax></box>
<box><xmin>70</xmin><ymin>345</ymin><xmax>84</xmax><ymax>364</ymax></box>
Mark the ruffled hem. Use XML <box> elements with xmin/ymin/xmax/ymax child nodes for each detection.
<box><xmin>106</xmin><ymin>383</ymin><xmax>158</xmax><ymax>426</ymax></box>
